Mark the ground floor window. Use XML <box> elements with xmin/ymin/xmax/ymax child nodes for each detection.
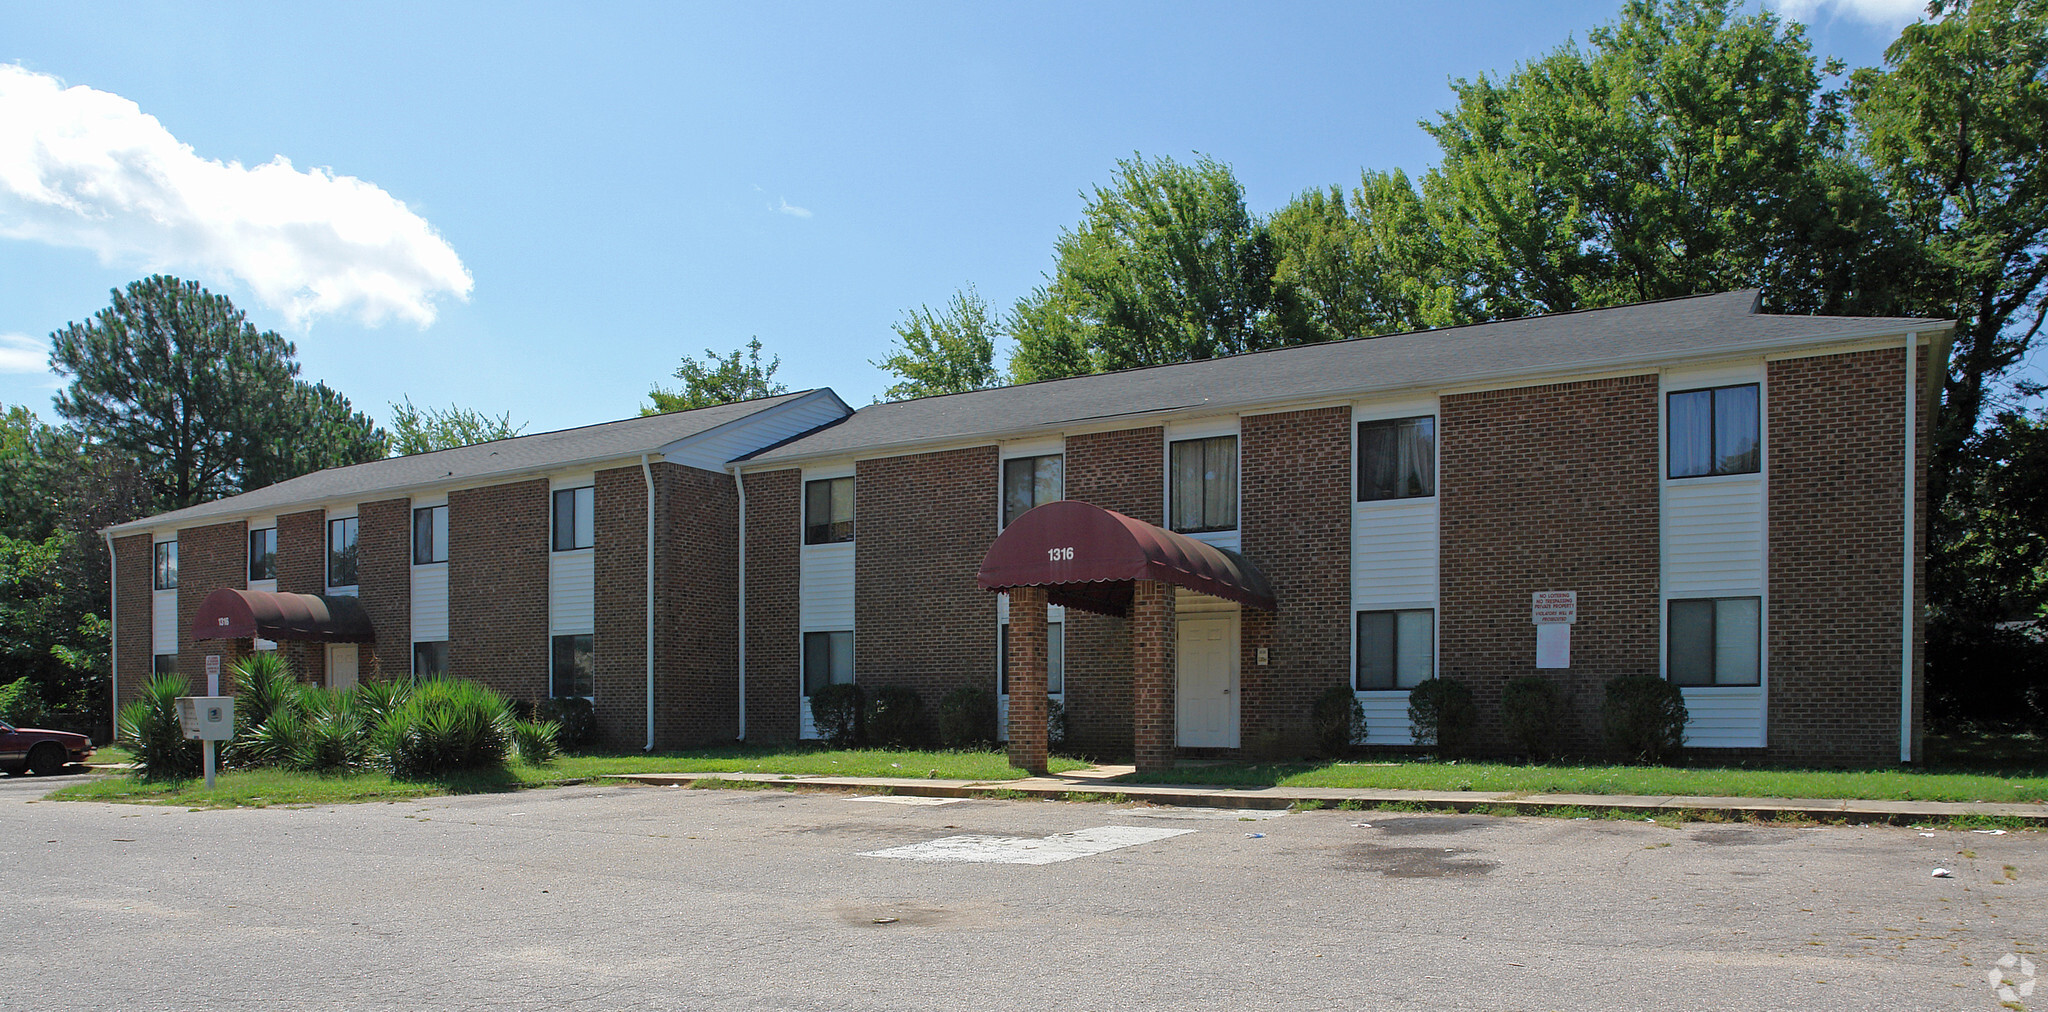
<box><xmin>1668</xmin><ymin>597</ymin><xmax>1761</xmax><ymax>686</ymax></box>
<box><xmin>998</xmin><ymin>621</ymin><xmax>1064</xmax><ymax>695</ymax></box>
<box><xmin>152</xmin><ymin>653</ymin><xmax>177</xmax><ymax>676</ymax></box>
<box><xmin>1356</xmin><ymin>609</ymin><xmax>1433</xmax><ymax>690</ymax></box>
<box><xmin>803</xmin><ymin>631</ymin><xmax>853</xmax><ymax>695</ymax></box>
<box><xmin>551</xmin><ymin>634</ymin><xmax>594</xmax><ymax>698</ymax></box>
<box><xmin>414</xmin><ymin>640</ymin><xmax>450</xmax><ymax>678</ymax></box>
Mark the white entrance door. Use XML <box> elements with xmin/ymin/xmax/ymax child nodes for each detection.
<box><xmin>327</xmin><ymin>644</ymin><xmax>359</xmax><ymax>692</ymax></box>
<box><xmin>1176</xmin><ymin>613</ymin><xmax>1238</xmax><ymax>748</ymax></box>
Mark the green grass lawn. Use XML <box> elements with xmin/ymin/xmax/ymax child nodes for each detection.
<box><xmin>45</xmin><ymin>746</ymin><xmax>1087</xmax><ymax>808</ymax></box>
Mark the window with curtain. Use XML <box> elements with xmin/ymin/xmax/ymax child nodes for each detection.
<box><xmin>1169</xmin><ymin>435</ymin><xmax>1238</xmax><ymax>533</ymax></box>
<box><xmin>1002</xmin><ymin>455</ymin><xmax>1063</xmax><ymax>527</ymax></box>
<box><xmin>1357</xmin><ymin>416</ymin><xmax>1436</xmax><ymax>501</ymax></box>
<box><xmin>1668</xmin><ymin>384</ymin><xmax>1760</xmax><ymax>478</ymax></box>
<box><xmin>804</xmin><ymin>477</ymin><xmax>854</xmax><ymax>545</ymax></box>
<box><xmin>1668</xmin><ymin>597</ymin><xmax>1761</xmax><ymax>686</ymax></box>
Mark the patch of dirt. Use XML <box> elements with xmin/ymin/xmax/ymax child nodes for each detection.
<box><xmin>1365</xmin><ymin>816</ymin><xmax>1498</xmax><ymax>837</ymax></box>
<box><xmin>1341</xmin><ymin>843</ymin><xmax>1498</xmax><ymax>878</ymax></box>
<box><xmin>1688</xmin><ymin>827</ymin><xmax>1796</xmax><ymax>847</ymax></box>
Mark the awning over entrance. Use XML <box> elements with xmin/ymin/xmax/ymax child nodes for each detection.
<box><xmin>976</xmin><ymin>500</ymin><xmax>1277</xmax><ymax>616</ymax></box>
<box><xmin>189</xmin><ymin>588</ymin><xmax>376</xmax><ymax>644</ymax></box>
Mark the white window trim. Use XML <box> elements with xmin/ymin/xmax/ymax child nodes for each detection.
<box><xmin>1350</xmin><ymin>396</ymin><xmax>1442</xmax><ymax>695</ymax></box>
<box><xmin>800</xmin><ymin>464</ymin><xmax>856</xmax><ymax>551</ymax></box>
<box><xmin>325</xmin><ymin>510</ymin><xmax>359</xmax><ymax>592</ymax></box>
<box><xmin>411</xmin><ymin>497</ymin><xmax>449</xmax><ymax>568</ymax></box>
<box><xmin>1351</xmin><ymin>604</ymin><xmax>1439</xmax><ymax>695</ymax></box>
<box><xmin>549</xmin><ymin>632</ymin><xmax>596</xmax><ymax>700</ymax></box>
<box><xmin>997</xmin><ymin>446</ymin><xmax>1066</xmax><ymax>532</ymax></box>
<box><xmin>1162</xmin><ymin>418</ymin><xmax>1242</xmax><ymax>538</ymax></box>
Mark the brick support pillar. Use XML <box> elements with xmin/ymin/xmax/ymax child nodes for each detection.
<box><xmin>1132</xmin><ymin>580</ymin><xmax>1177</xmax><ymax>771</ymax></box>
<box><xmin>1006</xmin><ymin>586</ymin><xmax>1050</xmax><ymax>774</ymax></box>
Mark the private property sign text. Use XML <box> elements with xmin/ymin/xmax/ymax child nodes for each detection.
<box><xmin>1531</xmin><ymin>591</ymin><xmax>1577</xmax><ymax>625</ymax></box>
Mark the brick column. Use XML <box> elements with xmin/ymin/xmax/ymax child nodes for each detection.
<box><xmin>1132</xmin><ymin>580</ymin><xmax>1177</xmax><ymax>771</ymax></box>
<box><xmin>1006</xmin><ymin>586</ymin><xmax>1050</xmax><ymax>774</ymax></box>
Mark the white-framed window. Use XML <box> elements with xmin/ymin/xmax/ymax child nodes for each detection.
<box><xmin>802</xmin><ymin>630</ymin><xmax>854</xmax><ymax>694</ymax></box>
<box><xmin>327</xmin><ymin>516</ymin><xmax>358</xmax><ymax>587</ymax></box>
<box><xmin>1668</xmin><ymin>597</ymin><xmax>1761</xmax><ymax>687</ymax></box>
<box><xmin>152</xmin><ymin>653</ymin><xmax>178</xmax><ymax>676</ymax></box>
<box><xmin>1356</xmin><ymin>609</ymin><xmax>1434</xmax><ymax>690</ymax></box>
<box><xmin>152</xmin><ymin>541</ymin><xmax>178</xmax><ymax>590</ymax></box>
<box><xmin>552</xmin><ymin>487</ymin><xmax>594</xmax><ymax>552</ymax></box>
<box><xmin>413</xmin><ymin>640</ymin><xmax>450</xmax><ymax>678</ymax></box>
<box><xmin>1668</xmin><ymin>383</ymin><xmax>1761</xmax><ymax>478</ymax></box>
<box><xmin>1169</xmin><ymin>435</ymin><xmax>1238</xmax><ymax>533</ymax></box>
<box><xmin>804</xmin><ymin>477</ymin><xmax>854</xmax><ymax>545</ymax></box>
<box><xmin>248</xmin><ymin>528</ymin><xmax>277</xmax><ymax>582</ymax></box>
<box><xmin>413</xmin><ymin>504</ymin><xmax>449</xmax><ymax>564</ymax></box>
<box><xmin>1002</xmin><ymin>454</ymin><xmax>1063</xmax><ymax>528</ymax></box>
<box><xmin>550</xmin><ymin>633</ymin><xmax>593</xmax><ymax>697</ymax></box>
<box><xmin>1357</xmin><ymin>416</ymin><xmax>1435</xmax><ymax>501</ymax></box>
<box><xmin>998</xmin><ymin>621</ymin><xmax>1065</xmax><ymax>695</ymax></box>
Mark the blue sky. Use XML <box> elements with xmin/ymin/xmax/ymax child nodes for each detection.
<box><xmin>0</xmin><ymin>1</ymin><xmax>1918</xmax><ymax>436</ymax></box>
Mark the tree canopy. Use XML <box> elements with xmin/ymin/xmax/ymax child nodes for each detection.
<box><xmin>388</xmin><ymin>397</ymin><xmax>528</xmax><ymax>455</ymax></box>
<box><xmin>872</xmin><ymin>288</ymin><xmax>1001</xmax><ymax>400</ymax></box>
<box><xmin>644</xmin><ymin>338</ymin><xmax>789</xmax><ymax>414</ymax></box>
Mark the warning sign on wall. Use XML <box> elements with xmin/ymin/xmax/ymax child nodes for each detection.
<box><xmin>1530</xmin><ymin>591</ymin><xmax>1577</xmax><ymax>625</ymax></box>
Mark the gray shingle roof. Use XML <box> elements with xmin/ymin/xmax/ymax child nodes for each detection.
<box><xmin>109</xmin><ymin>391</ymin><xmax>817</xmax><ymax>534</ymax></box>
<box><xmin>746</xmin><ymin>290</ymin><xmax>1949</xmax><ymax>465</ymax></box>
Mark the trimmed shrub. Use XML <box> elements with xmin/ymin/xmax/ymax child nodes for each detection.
<box><xmin>116</xmin><ymin>674</ymin><xmax>201</xmax><ymax>779</ymax></box>
<box><xmin>866</xmin><ymin>685</ymin><xmax>928</xmax><ymax>749</ymax></box>
<box><xmin>936</xmin><ymin>685</ymin><xmax>998</xmax><ymax>749</ymax></box>
<box><xmin>535</xmin><ymin>696</ymin><xmax>597</xmax><ymax>750</ymax></box>
<box><xmin>1601</xmin><ymin>674</ymin><xmax>1689</xmax><ymax>763</ymax></box>
<box><xmin>513</xmin><ymin>719</ymin><xmax>562</xmax><ymax>765</ymax></box>
<box><xmin>1407</xmin><ymin>677</ymin><xmax>1476</xmax><ymax>755</ymax></box>
<box><xmin>0</xmin><ymin>677</ymin><xmax>47</xmax><ymax>726</ymax></box>
<box><xmin>809</xmin><ymin>684</ymin><xmax>864</xmax><ymax>747</ymax></box>
<box><xmin>1500</xmin><ymin>676</ymin><xmax>1568</xmax><ymax>760</ymax></box>
<box><xmin>1310</xmin><ymin>685</ymin><xmax>1368</xmax><ymax>755</ymax></box>
<box><xmin>371</xmin><ymin>679</ymin><xmax>514</xmax><ymax>779</ymax></box>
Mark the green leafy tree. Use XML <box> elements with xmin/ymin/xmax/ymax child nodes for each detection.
<box><xmin>47</xmin><ymin>276</ymin><xmax>388</xmax><ymax>507</ymax></box>
<box><xmin>1009</xmin><ymin>154</ymin><xmax>1308</xmax><ymax>382</ymax></box>
<box><xmin>873</xmin><ymin>288</ymin><xmax>1001</xmax><ymax>400</ymax></box>
<box><xmin>1269</xmin><ymin>170</ymin><xmax>1457</xmax><ymax>340</ymax></box>
<box><xmin>643</xmin><ymin>338</ymin><xmax>788</xmax><ymax>414</ymax></box>
<box><xmin>387</xmin><ymin>396</ymin><xmax>528</xmax><ymax>455</ymax></box>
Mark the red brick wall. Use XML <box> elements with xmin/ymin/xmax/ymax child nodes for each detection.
<box><xmin>1060</xmin><ymin>426</ymin><xmax>1163</xmax><ymax>755</ymax></box>
<box><xmin>449</xmin><ymin>479</ymin><xmax>549</xmax><ymax>702</ymax></box>
<box><xmin>1439</xmin><ymin>374</ymin><xmax>1662</xmax><ymax>753</ymax></box>
<box><xmin>113</xmin><ymin>533</ymin><xmax>152</xmax><ymax>710</ymax></box>
<box><xmin>595</xmin><ymin>466</ymin><xmax>649</xmax><ymax>749</ymax></box>
<box><xmin>1239</xmin><ymin>406</ymin><xmax>1351</xmax><ymax>751</ymax></box>
<box><xmin>175</xmin><ymin>520</ymin><xmax>247</xmax><ymax>692</ymax></box>
<box><xmin>276</xmin><ymin>508</ymin><xmax>326</xmax><ymax>685</ymax></box>
<box><xmin>854</xmin><ymin>446</ymin><xmax>999</xmax><ymax>725</ymax></box>
<box><xmin>1005</xmin><ymin>585</ymin><xmax>1050</xmax><ymax>772</ymax></box>
<box><xmin>1131</xmin><ymin>580</ymin><xmax>1176</xmax><ymax>770</ymax></box>
<box><xmin>1768</xmin><ymin>347</ymin><xmax>1914</xmax><ymax>764</ymax></box>
<box><xmin>355</xmin><ymin>497</ymin><xmax>411</xmax><ymax>680</ymax></box>
<box><xmin>742</xmin><ymin>468</ymin><xmax>802</xmax><ymax>741</ymax></box>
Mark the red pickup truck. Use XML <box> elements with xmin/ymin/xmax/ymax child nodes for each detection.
<box><xmin>0</xmin><ymin>719</ymin><xmax>94</xmax><ymax>776</ymax></box>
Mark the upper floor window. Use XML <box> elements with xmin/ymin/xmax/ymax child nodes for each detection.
<box><xmin>152</xmin><ymin>541</ymin><xmax>178</xmax><ymax>590</ymax></box>
<box><xmin>1668</xmin><ymin>597</ymin><xmax>1761</xmax><ymax>687</ymax></box>
<box><xmin>552</xmin><ymin>487</ymin><xmax>593</xmax><ymax>551</ymax></box>
<box><xmin>1358</xmin><ymin>416</ymin><xmax>1435</xmax><ymax>501</ymax></box>
<box><xmin>248</xmin><ymin>528</ymin><xmax>276</xmax><ymax>582</ymax></box>
<box><xmin>327</xmin><ymin>517</ymin><xmax>358</xmax><ymax>587</ymax></box>
<box><xmin>805</xmin><ymin>477</ymin><xmax>854</xmax><ymax>545</ymax></box>
<box><xmin>1169</xmin><ymin>435</ymin><xmax>1238</xmax><ymax>534</ymax></box>
<box><xmin>1668</xmin><ymin>384</ymin><xmax>1760</xmax><ymax>478</ymax></box>
<box><xmin>1003</xmin><ymin>455</ymin><xmax>1063</xmax><ymax>528</ymax></box>
<box><xmin>413</xmin><ymin>505</ymin><xmax>449</xmax><ymax>564</ymax></box>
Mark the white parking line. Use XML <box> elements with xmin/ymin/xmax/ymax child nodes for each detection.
<box><xmin>845</xmin><ymin>795</ymin><xmax>966</xmax><ymax>807</ymax></box>
<box><xmin>861</xmin><ymin>825</ymin><xmax>1194</xmax><ymax>864</ymax></box>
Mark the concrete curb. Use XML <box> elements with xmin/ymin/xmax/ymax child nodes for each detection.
<box><xmin>605</xmin><ymin>770</ymin><xmax>2048</xmax><ymax>825</ymax></box>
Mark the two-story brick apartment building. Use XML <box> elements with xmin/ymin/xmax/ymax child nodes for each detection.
<box><xmin>107</xmin><ymin>290</ymin><xmax>1947</xmax><ymax>765</ymax></box>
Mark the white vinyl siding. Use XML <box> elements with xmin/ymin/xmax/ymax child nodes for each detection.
<box><xmin>1352</xmin><ymin>399</ymin><xmax>1439</xmax><ymax>745</ymax></box>
<box><xmin>151</xmin><ymin>586</ymin><xmax>177</xmax><ymax>657</ymax></box>
<box><xmin>412</xmin><ymin>564</ymin><xmax>450</xmax><ymax>643</ymax></box>
<box><xmin>548</xmin><ymin>477</ymin><xmax>595</xmax><ymax>642</ymax></box>
<box><xmin>1661</xmin><ymin>366</ymin><xmax>1768</xmax><ymax>748</ymax></box>
<box><xmin>799</xmin><ymin>467</ymin><xmax>856</xmax><ymax>738</ymax></box>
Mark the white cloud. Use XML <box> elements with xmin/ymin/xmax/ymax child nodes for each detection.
<box><xmin>777</xmin><ymin>196</ymin><xmax>813</xmax><ymax>219</ymax></box>
<box><xmin>0</xmin><ymin>64</ymin><xmax>472</xmax><ymax>329</ymax></box>
<box><xmin>0</xmin><ymin>332</ymin><xmax>45</xmax><ymax>373</ymax></box>
<box><xmin>1771</xmin><ymin>0</ymin><xmax>1927</xmax><ymax>28</ymax></box>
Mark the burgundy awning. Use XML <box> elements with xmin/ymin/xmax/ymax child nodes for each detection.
<box><xmin>976</xmin><ymin>500</ymin><xmax>1277</xmax><ymax>616</ymax></box>
<box><xmin>190</xmin><ymin>588</ymin><xmax>376</xmax><ymax>644</ymax></box>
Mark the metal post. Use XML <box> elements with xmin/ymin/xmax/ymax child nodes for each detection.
<box><xmin>203</xmin><ymin>740</ymin><xmax>216</xmax><ymax>790</ymax></box>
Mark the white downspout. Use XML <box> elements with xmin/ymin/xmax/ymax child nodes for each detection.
<box><xmin>642</xmin><ymin>455</ymin><xmax>656</xmax><ymax>753</ymax></box>
<box><xmin>103</xmin><ymin>531</ymin><xmax>117</xmax><ymax>742</ymax></box>
<box><xmin>733</xmin><ymin>466</ymin><xmax>747</xmax><ymax>741</ymax></box>
<box><xmin>1901</xmin><ymin>333</ymin><xmax>1918</xmax><ymax>763</ymax></box>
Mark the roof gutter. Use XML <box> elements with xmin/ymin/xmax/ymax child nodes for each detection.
<box><xmin>641</xmin><ymin>454</ymin><xmax>656</xmax><ymax>753</ymax></box>
<box><xmin>737</xmin><ymin>324</ymin><xmax>1955</xmax><ymax>472</ymax></box>
<box><xmin>1901</xmin><ymin>333</ymin><xmax>1920</xmax><ymax>763</ymax></box>
<box><xmin>732</xmin><ymin>465</ymin><xmax>747</xmax><ymax>742</ymax></box>
<box><xmin>103</xmin><ymin>530</ymin><xmax>118</xmax><ymax>742</ymax></box>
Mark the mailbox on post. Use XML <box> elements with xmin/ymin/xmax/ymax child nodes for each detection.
<box><xmin>174</xmin><ymin>696</ymin><xmax>234</xmax><ymax>789</ymax></box>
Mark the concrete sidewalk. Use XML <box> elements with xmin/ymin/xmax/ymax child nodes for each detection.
<box><xmin>608</xmin><ymin>764</ymin><xmax>2048</xmax><ymax>825</ymax></box>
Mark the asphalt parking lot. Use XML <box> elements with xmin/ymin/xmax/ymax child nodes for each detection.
<box><xmin>5</xmin><ymin>781</ymin><xmax>2044</xmax><ymax>1011</ymax></box>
